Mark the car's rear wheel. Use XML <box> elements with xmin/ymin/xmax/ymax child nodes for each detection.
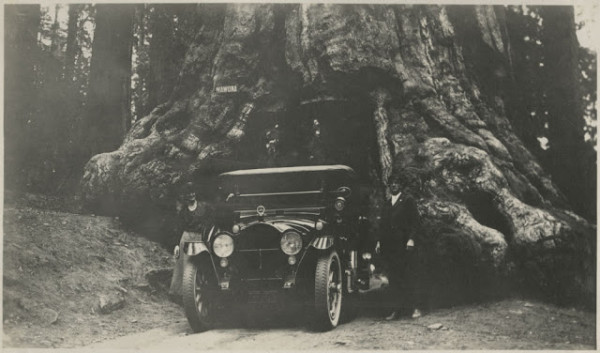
<box><xmin>182</xmin><ymin>256</ymin><xmax>214</xmax><ymax>332</ymax></box>
<box><xmin>313</xmin><ymin>250</ymin><xmax>342</xmax><ymax>331</ymax></box>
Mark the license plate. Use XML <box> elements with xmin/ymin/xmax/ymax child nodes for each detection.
<box><xmin>247</xmin><ymin>290</ymin><xmax>279</xmax><ymax>304</ymax></box>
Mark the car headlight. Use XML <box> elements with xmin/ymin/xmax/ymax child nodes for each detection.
<box><xmin>213</xmin><ymin>233</ymin><xmax>234</xmax><ymax>258</ymax></box>
<box><xmin>280</xmin><ymin>231</ymin><xmax>302</xmax><ymax>256</ymax></box>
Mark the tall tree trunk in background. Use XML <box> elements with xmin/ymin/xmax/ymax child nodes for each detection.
<box><xmin>503</xmin><ymin>7</ymin><xmax>546</xmax><ymax>158</ymax></box>
<box><xmin>81</xmin><ymin>4</ymin><xmax>595</xmax><ymax>309</ymax></box>
<box><xmin>64</xmin><ymin>4</ymin><xmax>80</xmax><ymax>81</ymax></box>
<box><xmin>133</xmin><ymin>4</ymin><xmax>149</xmax><ymax>121</ymax></box>
<box><xmin>86</xmin><ymin>4</ymin><xmax>134</xmax><ymax>157</ymax></box>
<box><xmin>56</xmin><ymin>3</ymin><xmax>87</xmax><ymax>191</ymax></box>
<box><xmin>146</xmin><ymin>4</ymin><xmax>171</xmax><ymax>113</ymax></box>
<box><xmin>540</xmin><ymin>7</ymin><xmax>595</xmax><ymax>220</ymax></box>
<box><xmin>50</xmin><ymin>4</ymin><xmax>62</xmax><ymax>56</ymax></box>
<box><xmin>4</xmin><ymin>5</ymin><xmax>41</xmax><ymax>190</ymax></box>
<box><xmin>146</xmin><ymin>4</ymin><xmax>190</xmax><ymax>114</ymax></box>
<box><xmin>136</xmin><ymin>4</ymin><xmax>147</xmax><ymax>54</ymax></box>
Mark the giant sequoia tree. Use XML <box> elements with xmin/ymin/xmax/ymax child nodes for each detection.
<box><xmin>81</xmin><ymin>4</ymin><xmax>595</xmax><ymax>308</ymax></box>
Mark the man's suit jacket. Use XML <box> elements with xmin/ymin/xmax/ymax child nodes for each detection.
<box><xmin>378</xmin><ymin>194</ymin><xmax>420</xmax><ymax>254</ymax></box>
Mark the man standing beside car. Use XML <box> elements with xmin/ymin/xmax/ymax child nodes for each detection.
<box><xmin>375</xmin><ymin>172</ymin><xmax>422</xmax><ymax>320</ymax></box>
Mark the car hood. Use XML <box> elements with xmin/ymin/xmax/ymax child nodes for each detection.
<box><xmin>242</xmin><ymin>217</ymin><xmax>318</xmax><ymax>234</ymax></box>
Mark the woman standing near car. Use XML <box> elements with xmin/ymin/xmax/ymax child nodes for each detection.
<box><xmin>168</xmin><ymin>181</ymin><xmax>215</xmax><ymax>300</ymax></box>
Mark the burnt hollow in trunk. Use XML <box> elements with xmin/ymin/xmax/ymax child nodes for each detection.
<box><xmin>290</xmin><ymin>99</ymin><xmax>379</xmax><ymax>181</ymax></box>
<box><xmin>463</xmin><ymin>191</ymin><xmax>513</xmax><ymax>241</ymax></box>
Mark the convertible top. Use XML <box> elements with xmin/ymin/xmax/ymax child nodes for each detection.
<box><xmin>219</xmin><ymin>165</ymin><xmax>355</xmax><ymax>178</ymax></box>
<box><xmin>218</xmin><ymin>165</ymin><xmax>357</xmax><ymax>197</ymax></box>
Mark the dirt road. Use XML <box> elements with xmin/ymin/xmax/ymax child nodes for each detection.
<box><xmin>87</xmin><ymin>299</ymin><xmax>595</xmax><ymax>350</ymax></box>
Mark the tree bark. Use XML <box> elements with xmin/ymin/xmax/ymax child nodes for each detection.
<box><xmin>86</xmin><ymin>4</ymin><xmax>135</xmax><ymax>156</ymax></box>
<box><xmin>81</xmin><ymin>4</ymin><xmax>595</xmax><ymax>309</ymax></box>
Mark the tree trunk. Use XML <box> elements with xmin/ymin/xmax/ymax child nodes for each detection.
<box><xmin>146</xmin><ymin>4</ymin><xmax>191</xmax><ymax>115</ymax></box>
<box><xmin>146</xmin><ymin>4</ymin><xmax>171</xmax><ymax>113</ymax></box>
<box><xmin>540</xmin><ymin>7</ymin><xmax>595</xmax><ymax>220</ymax></box>
<box><xmin>81</xmin><ymin>4</ymin><xmax>595</xmax><ymax>309</ymax></box>
<box><xmin>50</xmin><ymin>4</ymin><xmax>62</xmax><ymax>56</ymax></box>
<box><xmin>502</xmin><ymin>7</ymin><xmax>545</xmax><ymax>158</ymax></box>
<box><xmin>132</xmin><ymin>4</ymin><xmax>148</xmax><ymax>122</ymax></box>
<box><xmin>64</xmin><ymin>4</ymin><xmax>80</xmax><ymax>81</ymax></box>
<box><xmin>86</xmin><ymin>4</ymin><xmax>134</xmax><ymax>156</ymax></box>
<box><xmin>4</xmin><ymin>5</ymin><xmax>41</xmax><ymax>190</ymax></box>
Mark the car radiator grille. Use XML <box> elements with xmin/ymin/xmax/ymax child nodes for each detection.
<box><xmin>235</xmin><ymin>226</ymin><xmax>287</xmax><ymax>279</ymax></box>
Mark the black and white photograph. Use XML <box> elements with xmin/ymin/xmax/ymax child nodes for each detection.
<box><xmin>2</xmin><ymin>1</ymin><xmax>597</xmax><ymax>350</ymax></box>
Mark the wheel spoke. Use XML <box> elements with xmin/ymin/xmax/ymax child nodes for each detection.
<box><xmin>200</xmin><ymin>301</ymin><xmax>208</xmax><ymax>318</ymax></box>
<box><xmin>326</xmin><ymin>258</ymin><xmax>340</xmax><ymax>320</ymax></box>
<box><xmin>195</xmin><ymin>271</ymin><xmax>205</xmax><ymax>315</ymax></box>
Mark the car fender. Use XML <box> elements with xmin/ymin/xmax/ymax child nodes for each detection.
<box><xmin>179</xmin><ymin>229</ymin><xmax>216</xmax><ymax>257</ymax></box>
<box><xmin>183</xmin><ymin>241</ymin><xmax>209</xmax><ymax>256</ymax></box>
<box><xmin>310</xmin><ymin>235</ymin><xmax>334</xmax><ymax>250</ymax></box>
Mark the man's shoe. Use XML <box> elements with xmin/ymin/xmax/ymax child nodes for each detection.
<box><xmin>411</xmin><ymin>308</ymin><xmax>422</xmax><ymax>319</ymax></box>
<box><xmin>385</xmin><ymin>311</ymin><xmax>398</xmax><ymax>321</ymax></box>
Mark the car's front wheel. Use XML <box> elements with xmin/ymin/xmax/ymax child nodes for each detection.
<box><xmin>313</xmin><ymin>250</ymin><xmax>342</xmax><ymax>331</ymax></box>
<box><xmin>182</xmin><ymin>256</ymin><xmax>215</xmax><ymax>332</ymax></box>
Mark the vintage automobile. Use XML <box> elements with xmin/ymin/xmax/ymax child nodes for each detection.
<box><xmin>178</xmin><ymin>165</ymin><xmax>373</xmax><ymax>332</ymax></box>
